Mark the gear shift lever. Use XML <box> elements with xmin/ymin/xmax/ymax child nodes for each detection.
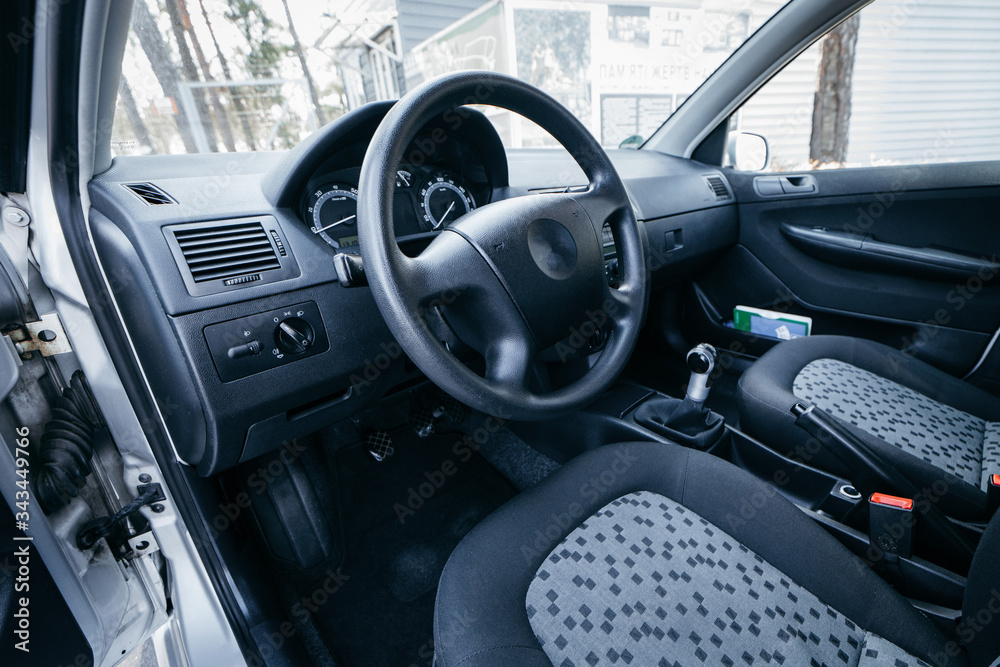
<box><xmin>633</xmin><ymin>343</ymin><xmax>726</xmax><ymax>450</ymax></box>
<box><xmin>685</xmin><ymin>343</ymin><xmax>717</xmax><ymax>405</ymax></box>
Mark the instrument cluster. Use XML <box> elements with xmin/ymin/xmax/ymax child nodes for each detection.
<box><xmin>300</xmin><ymin>133</ymin><xmax>491</xmax><ymax>252</ymax></box>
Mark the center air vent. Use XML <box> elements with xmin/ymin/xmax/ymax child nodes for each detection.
<box><xmin>705</xmin><ymin>175</ymin><xmax>731</xmax><ymax>200</ymax></box>
<box><xmin>123</xmin><ymin>182</ymin><xmax>176</xmax><ymax>205</ymax></box>
<box><xmin>165</xmin><ymin>216</ymin><xmax>298</xmax><ymax>296</ymax></box>
<box><xmin>174</xmin><ymin>222</ymin><xmax>279</xmax><ymax>283</ymax></box>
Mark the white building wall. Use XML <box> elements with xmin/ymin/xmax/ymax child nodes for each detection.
<box><xmin>738</xmin><ymin>0</ymin><xmax>1000</xmax><ymax>170</ymax></box>
<box><xmin>848</xmin><ymin>0</ymin><xmax>1000</xmax><ymax>165</ymax></box>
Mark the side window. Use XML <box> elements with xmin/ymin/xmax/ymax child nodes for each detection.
<box><xmin>732</xmin><ymin>0</ymin><xmax>1000</xmax><ymax>172</ymax></box>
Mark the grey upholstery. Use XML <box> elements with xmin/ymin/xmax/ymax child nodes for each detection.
<box><xmin>738</xmin><ymin>336</ymin><xmax>1000</xmax><ymax>518</ymax></box>
<box><xmin>793</xmin><ymin>358</ymin><xmax>992</xmax><ymax>490</ymax></box>
<box><xmin>526</xmin><ymin>491</ymin><xmax>930</xmax><ymax>667</ymax></box>
<box><xmin>433</xmin><ymin>442</ymin><xmax>969</xmax><ymax>667</ymax></box>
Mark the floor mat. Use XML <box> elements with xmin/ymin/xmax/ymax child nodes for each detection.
<box><xmin>308</xmin><ymin>427</ymin><xmax>516</xmax><ymax>667</ymax></box>
<box><xmin>465</xmin><ymin>418</ymin><xmax>561</xmax><ymax>491</ymax></box>
<box><xmin>362</xmin><ymin>477</ymin><xmax>505</xmax><ymax>602</ymax></box>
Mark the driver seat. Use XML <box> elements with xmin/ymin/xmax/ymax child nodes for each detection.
<box><xmin>433</xmin><ymin>442</ymin><xmax>998</xmax><ymax>667</ymax></box>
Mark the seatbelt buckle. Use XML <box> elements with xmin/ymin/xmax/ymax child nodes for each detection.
<box><xmin>988</xmin><ymin>474</ymin><xmax>1000</xmax><ymax>516</ymax></box>
<box><xmin>868</xmin><ymin>493</ymin><xmax>914</xmax><ymax>559</ymax></box>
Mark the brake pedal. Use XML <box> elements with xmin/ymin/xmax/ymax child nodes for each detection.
<box><xmin>438</xmin><ymin>391</ymin><xmax>465</xmax><ymax>424</ymax></box>
<box><xmin>366</xmin><ymin>430</ymin><xmax>394</xmax><ymax>462</ymax></box>
<box><xmin>411</xmin><ymin>408</ymin><xmax>436</xmax><ymax>438</ymax></box>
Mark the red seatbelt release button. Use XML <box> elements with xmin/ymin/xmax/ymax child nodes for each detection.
<box><xmin>870</xmin><ymin>493</ymin><xmax>914</xmax><ymax>511</ymax></box>
<box><xmin>868</xmin><ymin>493</ymin><xmax>914</xmax><ymax>559</ymax></box>
<box><xmin>988</xmin><ymin>474</ymin><xmax>1000</xmax><ymax>516</ymax></box>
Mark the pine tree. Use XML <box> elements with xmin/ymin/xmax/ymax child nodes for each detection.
<box><xmin>198</xmin><ymin>0</ymin><xmax>258</xmax><ymax>150</ymax></box>
<box><xmin>176</xmin><ymin>0</ymin><xmax>237</xmax><ymax>151</ymax></box>
<box><xmin>809</xmin><ymin>14</ymin><xmax>861</xmax><ymax>166</ymax></box>
<box><xmin>164</xmin><ymin>0</ymin><xmax>219</xmax><ymax>151</ymax></box>
<box><xmin>280</xmin><ymin>0</ymin><xmax>327</xmax><ymax>127</ymax></box>
<box><xmin>131</xmin><ymin>0</ymin><xmax>199</xmax><ymax>153</ymax></box>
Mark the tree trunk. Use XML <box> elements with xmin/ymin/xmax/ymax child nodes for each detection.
<box><xmin>199</xmin><ymin>0</ymin><xmax>258</xmax><ymax>150</ymax></box>
<box><xmin>280</xmin><ymin>0</ymin><xmax>327</xmax><ymax>127</ymax></box>
<box><xmin>164</xmin><ymin>0</ymin><xmax>220</xmax><ymax>152</ymax></box>
<box><xmin>131</xmin><ymin>0</ymin><xmax>198</xmax><ymax>153</ymax></box>
<box><xmin>809</xmin><ymin>14</ymin><xmax>860</xmax><ymax>166</ymax></box>
<box><xmin>176</xmin><ymin>0</ymin><xmax>237</xmax><ymax>151</ymax></box>
<box><xmin>118</xmin><ymin>78</ymin><xmax>155</xmax><ymax>153</ymax></box>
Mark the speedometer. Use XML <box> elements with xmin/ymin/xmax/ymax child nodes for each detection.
<box><xmin>306</xmin><ymin>183</ymin><xmax>359</xmax><ymax>249</ymax></box>
<box><xmin>419</xmin><ymin>175</ymin><xmax>475</xmax><ymax>230</ymax></box>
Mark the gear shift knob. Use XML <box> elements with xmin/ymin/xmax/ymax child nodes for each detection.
<box><xmin>685</xmin><ymin>343</ymin><xmax>717</xmax><ymax>403</ymax></box>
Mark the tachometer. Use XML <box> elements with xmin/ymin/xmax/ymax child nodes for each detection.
<box><xmin>306</xmin><ymin>183</ymin><xmax>359</xmax><ymax>249</ymax></box>
<box><xmin>419</xmin><ymin>175</ymin><xmax>475</xmax><ymax>230</ymax></box>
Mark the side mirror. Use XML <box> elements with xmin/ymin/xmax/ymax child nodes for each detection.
<box><xmin>618</xmin><ymin>134</ymin><xmax>643</xmax><ymax>150</ymax></box>
<box><xmin>725</xmin><ymin>131</ymin><xmax>769</xmax><ymax>171</ymax></box>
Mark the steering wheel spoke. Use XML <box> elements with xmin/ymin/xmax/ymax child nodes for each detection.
<box><xmin>486</xmin><ymin>334</ymin><xmax>536</xmax><ymax>394</ymax></box>
<box><xmin>572</xmin><ymin>182</ymin><xmax>625</xmax><ymax>236</ymax></box>
<box><xmin>399</xmin><ymin>236</ymin><xmax>470</xmax><ymax>307</ymax></box>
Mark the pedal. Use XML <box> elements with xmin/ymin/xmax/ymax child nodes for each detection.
<box><xmin>437</xmin><ymin>391</ymin><xmax>466</xmax><ymax>424</ymax></box>
<box><xmin>411</xmin><ymin>408</ymin><xmax>436</xmax><ymax>438</ymax></box>
<box><xmin>366</xmin><ymin>430</ymin><xmax>395</xmax><ymax>462</ymax></box>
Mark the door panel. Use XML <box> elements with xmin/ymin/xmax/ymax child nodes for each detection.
<box><xmin>686</xmin><ymin>161</ymin><xmax>1000</xmax><ymax>382</ymax></box>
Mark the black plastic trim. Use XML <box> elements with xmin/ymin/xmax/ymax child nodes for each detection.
<box><xmin>0</xmin><ymin>0</ymin><xmax>33</xmax><ymax>193</ymax></box>
<box><xmin>781</xmin><ymin>223</ymin><xmax>1000</xmax><ymax>281</ymax></box>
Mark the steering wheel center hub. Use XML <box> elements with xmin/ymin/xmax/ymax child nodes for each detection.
<box><xmin>527</xmin><ymin>218</ymin><xmax>577</xmax><ymax>280</ymax></box>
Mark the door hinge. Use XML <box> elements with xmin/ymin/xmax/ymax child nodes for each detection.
<box><xmin>3</xmin><ymin>312</ymin><xmax>72</xmax><ymax>359</ymax></box>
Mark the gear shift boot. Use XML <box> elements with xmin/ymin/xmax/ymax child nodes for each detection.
<box><xmin>634</xmin><ymin>396</ymin><xmax>726</xmax><ymax>450</ymax></box>
<box><xmin>635</xmin><ymin>343</ymin><xmax>726</xmax><ymax>450</ymax></box>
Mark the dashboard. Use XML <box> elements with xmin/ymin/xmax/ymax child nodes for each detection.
<box><xmin>87</xmin><ymin>100</ymin><xmax>737</xmax><ymax>476</ymax></box>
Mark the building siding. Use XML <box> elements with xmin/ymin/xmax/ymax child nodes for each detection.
<box><xmin>740</xmin><ymin>0</ymin><xmax>1000</xmax><ymax>170</ymax></box>
<box><xmin>397</xmin><ymin>0</ymin><xmax>490</xmax><ymax>51</ymax></box>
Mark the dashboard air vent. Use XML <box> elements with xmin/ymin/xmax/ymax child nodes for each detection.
<box><xmin>123</xmin><ymin>182</ymin><xmax>176</xmax><ymax>205</ymax></box>
<box><xmin>705</xmin><ymin>175</ymin><xmax>731</xmax><ymax>200</ymax></box>
<box><xmin>173</xmin><ymin>222</ymin><xmax>280</xmax><ymax>283</ymax></box>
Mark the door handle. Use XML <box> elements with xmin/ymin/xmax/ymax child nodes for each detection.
<box><xmin>779</xmin><ymin>175</ymin><xmax>816</xmax><ymax>193</ymax></box>
<box><xmin>753</xmin><ymin>174</ymin><xmax>817</xmax><ymax>196</ymax></box>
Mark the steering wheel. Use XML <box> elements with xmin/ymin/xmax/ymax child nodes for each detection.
<box><xmin>357</xmin><ymin>72</ymin><xmax>647</xmax><ymax>421</ymax></box>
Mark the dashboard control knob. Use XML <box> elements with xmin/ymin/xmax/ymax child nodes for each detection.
<box><xmin>275</xmin><ymin>317</ymin><xmax>314</xmax><ymax>355</ymax></box>
<box><xmin>227</xmin><ymin>340</ymin><xmax>261</xmax><ymax>360</ymax></box>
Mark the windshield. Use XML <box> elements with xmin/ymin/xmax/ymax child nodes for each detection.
<box><xmin>111</xmin><ymin>0</ymin><xmax>791</xmax><ymax>156</ymax></box>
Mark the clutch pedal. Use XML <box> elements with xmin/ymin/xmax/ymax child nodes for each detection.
<box><xmin>366</xmin><ymin>430</ymin><xmax>394</xmax><ymax>462</ymax></box>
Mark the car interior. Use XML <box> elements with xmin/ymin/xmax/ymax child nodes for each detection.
<box><xmin>3</xmin><ymin>0</ymin><xmax>1000</xmax><ymax>666</ymax></box>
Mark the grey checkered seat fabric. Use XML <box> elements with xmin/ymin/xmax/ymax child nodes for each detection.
<box><xmin>433</xmin><ymin>443</ymin><xmax>985</xmax><ymax>667</ymax></box>
<box><xmin>794</xmin><ymin>358</ymin><xmax>1000</xmax><ymax>491</ymax></box>
<box><xmin>739</xmin><ymin>335</ymin><xmax>1000</xmax><ymax>519</ymax></box>
<box><xmin>526</xmin><ymin>491</ymin><xmax>929</xmax><ymax>667</ymax></box>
